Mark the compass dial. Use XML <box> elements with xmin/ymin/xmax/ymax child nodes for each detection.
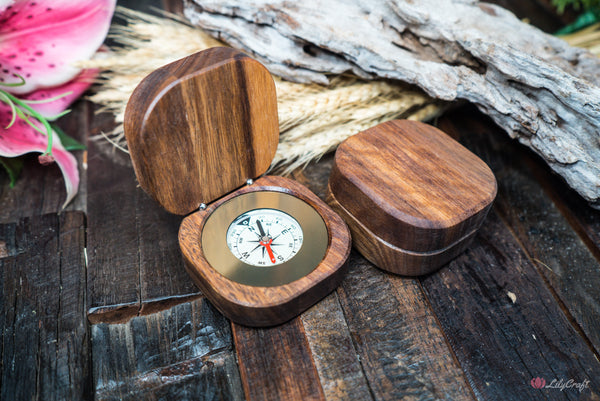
<box><xmin>226</xmin><ymin>209</ymin><xmax>303</xmax><ymax>266</ymax></box>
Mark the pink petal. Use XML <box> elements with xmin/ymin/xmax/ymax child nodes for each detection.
<box><xmin>0</xmin><ymin>0</ymin><xmax>115</xmax><ymax>94</ymax></box>
<box><xmin>20</xmin><ymin>68</ymin><xmax>98</xmax><ymax>119</ymax></box>
<box><xmin>0</xmin><ymin>101</ymin><xmax>79</xmax><ymax>207</ymax></box>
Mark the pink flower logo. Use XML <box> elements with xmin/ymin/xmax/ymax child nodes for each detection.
<box><xmin>531</xmin><ymin>377</ymin><xmax>546</xmax><ymax>389</ymax></box>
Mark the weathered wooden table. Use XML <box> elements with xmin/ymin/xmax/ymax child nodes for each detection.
<box><xmin>1</xmin><ymin>1</ymin><xmax>599</xmax><ymax>400</ymax></box>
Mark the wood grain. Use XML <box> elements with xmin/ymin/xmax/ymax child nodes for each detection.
<box><xmin>300</xmin><ymin>293</ymin><xmax>372</xmax><ymax>400</ymax></box>
<box><xmin>92</xmin><ymin>297</ymin><xmax>244</xmax><ymax>400</ymax></box>
<box><xmin>328</xmin><ymin>186</ymin><xmax>477</xmax><ymax>276</ymax></box>
<box><xmin>336</xmin><ymin>252</ymin><xmax>474</xmax><ymax>400</ymax></box>
<box><xmin>421</xmin><ymin>211</ymin><xmax>600</xmax><ymax>400</ymax></box>
<box><xmin>4</xmin><ymin>2</ymin><xmax>596</xmax><ymax>401</ymax></box>
<box><xmin>233</xmin><ymin>319</ymin><xmax>325</xmax><ymax>401</ymax></box>
<box><xmin>439</xmin><ymin>107</ymin><xmax>600</xmax><ymax>355</ymax></box>
<box><xmin>0</xmin><ymin>213</ymin><xmax>90</xmax><ymax>401</ymax></box>
<box><xmin>124</xmin><ymin>47</ymin><xmax>279</xmax><ymax>215</ymax></box>
<box><xmin>329</xmin><ymin>119</ymin><xmax>496</xmax><ymax>253</ymax></box>
<box><xmin>179</xmin><ymin>175</ymin><xmax>351</xmax><ymax>326</ymax></box>
<box><xmin>86</xmin><ymin>127</ymin><xmax>200</xmax><ymax>325</ymax></box>
<box><xmin>86</xmin><ymin>137</ymin><xmax>144</xmax><ymax>322</ymax></box>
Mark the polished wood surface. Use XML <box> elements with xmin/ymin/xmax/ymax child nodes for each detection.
<box><xmin>328</xmin><ymin>185</ymin><xmax>477</xmax><ymax>276</ymax></box>
<box><xmin>179</xmin><ymin>175</ymin><xmax>351</xmax><ymax>327</ymax></box>
<box><xmin>124</xmin><ymin>47</ymin><xmax>279</xmax><ymax>215</ymax></box>
<box><xmin>329</xmin><ymin>119</ymin><xmax>497</xmax><ymax>253</ymax></box>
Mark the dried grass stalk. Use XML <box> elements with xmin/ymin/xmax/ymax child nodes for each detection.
<box><xmin>561</xmin><ymin>23</ymin><xmax>600</xmax><ymax>56</ymax></box>
<box><xmin>82</xmin><ymin>7</ymin><xmax>440</xmax><ymax>172</ymax></box>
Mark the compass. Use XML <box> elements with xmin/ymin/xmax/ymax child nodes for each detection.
<box><xmin>226</xmin><ymin>209</ymin><xmax>303</xmax><ymax>267</ymax></box>
<box><xmin>124</xmin><ymin>47</ymin><xmax>351</xmax><ymax>327</ymax></box>
<box><xmin>200</xmin><ymin>190</ymin><xmax>329</xmax><ymax>287</ymax></box>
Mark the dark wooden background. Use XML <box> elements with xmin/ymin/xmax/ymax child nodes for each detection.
<box><xmin>1</xmin><ymin>1</ymin><xmax>599</xmax><ymax>400</ymax></box>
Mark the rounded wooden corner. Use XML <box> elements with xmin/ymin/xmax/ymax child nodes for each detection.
<box><xmin>124</xmin><ymin>47</ymin><xmax>279</xmax><ymax>215</ymax></box>
<box><xmin>329</xmin><ymin>118</ymin><xmax>497</xmax><ymax>252</ymax></box>
<box><xmin>327</xmin><ymin>183</ymin><xmax>480</xmax><ymax>276</ymax></box>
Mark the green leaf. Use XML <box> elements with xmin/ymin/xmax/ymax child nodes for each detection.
<box><xmin>0</xmin><ymin>157</ymin><xmax>24</xmax><ymax>188</ymax></box>
<box><xmin>52</xmin><ymin>125</ymin><xmax>86</xmax><ymax>151</ymax></box>
<box><xmin>552</xmin><ymin>0</ymin><xmax>600</xmax><ymax>13</ymax></box>
<box><xmin>555</xmin><ymin>9</ymin><xmax>600</xmax><ymax>34</ymax></box>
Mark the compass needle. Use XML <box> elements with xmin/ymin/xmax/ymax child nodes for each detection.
<box><xmin>226</xmin><ymin>208</ymin><xmax>304</xmax><ymax>267</ymax></box>
<box><xmin>256</xmin><ymin>220</ymin><xmax>267</xmax><ymax>237</ymax></box>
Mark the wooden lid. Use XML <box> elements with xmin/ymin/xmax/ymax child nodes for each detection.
<box><xmin>329</xmin><ymin>120</ymin><xmax>497</xmax><ymax>252</ymax></box>
<box><xmin>124</xmin><ymin>47</ymin><xmax>279</xmax><ymax>215</ymax></box>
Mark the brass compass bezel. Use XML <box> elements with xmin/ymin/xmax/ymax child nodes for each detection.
<box><xmin>201</xmin><ymin>191</ymin><xmax>329</xmax><ymax>287</ymax></box>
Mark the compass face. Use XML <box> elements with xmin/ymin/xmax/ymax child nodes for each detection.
<box><xmin>201</xmin><ymin>191</ymin><xmax>328</xmax><ymax>287</ymax></box>
<box><xmin>226</xmin><ymin>209</ymin><xmax>303</xmax><ymax>266</ymax></box>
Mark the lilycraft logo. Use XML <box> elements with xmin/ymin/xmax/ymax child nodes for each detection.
<box><xmin>530</xmin><ymin>377</ymin><xmax>590</xmax><ymax>393</ymax></box>
<box><xmin>530</xmin><ymin>377</ymin><xmax>546</xmax><ymax>389</ymax></box>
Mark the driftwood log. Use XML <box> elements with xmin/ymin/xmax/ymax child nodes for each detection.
<box><xmin>184</xmin><ymin>0</ymin><xmax>600</xmax><ymax>208</ymax></box>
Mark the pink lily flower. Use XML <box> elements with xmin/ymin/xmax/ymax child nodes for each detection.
<box><xmin>0</xmin><ymin>0</ymin><xmax>116</xmax><ymax>207</ymax></box>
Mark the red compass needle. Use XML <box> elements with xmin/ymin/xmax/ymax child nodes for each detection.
<box><xmin>260</xmin><ymin>238</ymin><xmax>277</xmax><ymax>264</ymax></box>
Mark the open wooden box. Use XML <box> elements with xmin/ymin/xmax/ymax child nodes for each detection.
<box><xmin>124</xmin><ymin>47</ymin><xmax>351</xmax><ymax>326</ymax></box>
<box><xmin>327</xmin><ymin>120</ymin><xmax>497</xmax><ymax>276</ymax></box>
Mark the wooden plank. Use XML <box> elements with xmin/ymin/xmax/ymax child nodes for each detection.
<box><xmin>336</xmin><ymin>254</ymin><xmax>474</xmax><ymax>401</ymax></box>
<box><xmin>300</xmin><ymin>293</ymin><xmax>373</xmax><ymax>400</ymax></box>
<box><xmin>0</xmin><ymin>221</ymin><xmax>17</xmax><ymax>258</ymax></box>
<box><xmin>135</xmin><ymin>188</ymin><xmax>201</xmax><ymax>314</ymax></box>
<box><xmin>0</xmin><ymin>101</ymin><xmax>88</xmax><ymax>224</ymax></box>
<box><xmin>294</xmin><ymin>152</ymin><xmax>474</xmax><ymax>401</ymax></box>
<box><xmin>233</xmin><ymin>319</ymin><xmax>325</xmax><ymax>401</ymax></box>
<box><xmin>0</xmin><ymin>154</ymin><xmax>65</xmax><ymax>223</ymax></box>
<box><xmin>420</xmin><ymin>210</ymin><xmax>600</xmax><ymax>400</ymax></box>
<box><xmin>93</xmin><ymin>297</ymin><xmax>243</xmax><ymax>400</ymax></box>
<box><xmin>86</xmin><ymin>135</ymin><xmax>144</xmax><ymax>323</ymax></box>
<box><xmin>438</xmin><ymin>108</ymin><xmax>600</xmax><ymax>354</ymax></box>
<box><xmin>86</xmin><ymin>120</ymin><xmax>200</xmax><ymax>324</ymax></box>
<box><xmin>0</xmin><ymin>212</ymin><xmax>90</xmax><ymax>401</ymax></box>
<box><xmin>293</xmin><ymin>159</ymin><xmax>373</xmax><ymax>400</ymax></box>
<box><xmin>532</xmin><ymin>153</ymin><xmax>600</xmax><ymax>267</ymax></box>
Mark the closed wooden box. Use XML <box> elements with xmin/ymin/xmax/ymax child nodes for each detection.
<box><xmin>327</xmin><ymin>120</ymin><xmax>497</xmax><ymax>276</ymax></box>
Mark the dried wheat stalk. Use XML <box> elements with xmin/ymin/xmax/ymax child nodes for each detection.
<box><xmin>82</xmin><ymin>7</ymin><xmax>441</xmax><ymax>173</ymax></box>
<box><xmin>561</xmin><ymin>23</ymin><xmax>600</xmax><ymax>55</ymax></box>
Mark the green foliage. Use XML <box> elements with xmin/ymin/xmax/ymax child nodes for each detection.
<box><xmin>0</xmin><ymin>157</ymin><xmax>24</xmax><ymax>188</ymax></box>
<box><xmin>53</xmin><ymin>125</ymin><xmax>86</xmax><ymax>151</ymax></box>
<box><xmin>552</xmin><ymin>0</ymin><xmax>600</xmax><ymax>13</ymax></box>
<box><xmin>555</xmin><ymin>9</ymin><xmax>600</xmax><ymax>34</ymax></box>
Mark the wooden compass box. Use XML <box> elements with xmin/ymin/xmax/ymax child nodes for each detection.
<box><xmin>124</xmin><ymin>47</ymin><xmax>351</xmax><ymax>327</ymax></box>
<box><xmin>327</xmin><ymin>120</ymin><xmax>497</xmax><ymax>276</ymax></box>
